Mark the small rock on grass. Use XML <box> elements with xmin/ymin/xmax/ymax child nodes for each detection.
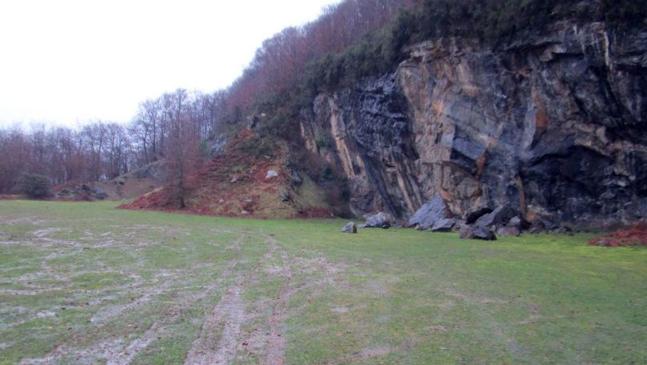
<box><xmin>341</xmin><ymin>222</ymin><xmax>358</xmax><ymax>234</ymax></box>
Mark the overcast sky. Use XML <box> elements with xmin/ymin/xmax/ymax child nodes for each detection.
<box><xmin>0</xmin><ymin>0</ymin><xmax>340</xmax><ymax>128</ymax></box>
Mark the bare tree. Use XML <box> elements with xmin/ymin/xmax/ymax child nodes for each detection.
<box><xmin>164</xmin><ymin>89</ymin><xmax>202</xmax><ymax>208</ymax></box>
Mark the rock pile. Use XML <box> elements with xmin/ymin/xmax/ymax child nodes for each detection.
<box><xmin>347</xmin><ymin>197</ymin><xmax>535</xmax><ymax>241</ymax></box>
<box><xmin>55</xmin><ymin>184</ymin><xmax>108</xmax><ymax>201</ymax></box>
<box><xmin>458</xmin><ymin>205</ymin><xmax>529</xmax><ymax>241</ymax></box>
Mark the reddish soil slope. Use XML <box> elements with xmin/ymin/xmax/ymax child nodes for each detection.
<box><xmin>121</xmin><ymin>129</ymin><xmax>335</xmax><ymax>219</ymax></box>
<box><xmin>589</xmin><ymin>223</ymin><xmax>647</xmax><ymax>247</ymax></box>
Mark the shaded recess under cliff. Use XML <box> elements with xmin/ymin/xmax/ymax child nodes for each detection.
<box><xmin>298</xmin><ymin>21</ymin><xmax>647</xmax><ymax>228</ymax></box>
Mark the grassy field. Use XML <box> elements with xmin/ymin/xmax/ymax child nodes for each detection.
<box><xmin>0</xmin><ymin>201</ymin><xmax>645</xmax><ymax>365</ymax></box>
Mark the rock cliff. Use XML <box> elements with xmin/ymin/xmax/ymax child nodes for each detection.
<box><xmin>299</xmin><ymin>21</ymin><xmax>647</xmax><ymax>229</ymax></box>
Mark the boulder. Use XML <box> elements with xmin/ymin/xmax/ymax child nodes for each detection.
<box><xmin>341</xmin><ymin>222</ymin><xmax>358</xmax><ymax>234</ymax></box>
<box><xmin>431</xmin><ymin>218</ymin><xmax>456</xmax><ymax>232</ymax></box>
<box><xmin>209</xmin><ymin>135</ymin><xmax>228</xmax><ymax>157</ymax></box>
<box><xmin>407</xmin><ymin>195</ymin><xmax>451</xmax><ymax>230</ymax></box>
<box><xmin>553</xmin><ymin>226</ymin><xmax>574</xmax><ymax>234</ymax></box>
<box><xmin>529</xmin><ymin>220</ymin><xmax>546</xmax><ymax>234</ymax></box>
<box><xmin>475</xmin><ymin>205</ymin><xmax>518</xmax><ymax>229</ymax></box>
<box><xmin>279</xmin><ymin>190</ymin><xmax>291</xmax><ymax>202</ymax></box>
<box><xmin>289</xmin><ymin>169</ymin><xmax>303</xmax><ymax>186</ymax></box>
<box><xmin>529</xmin><ymin>217</ymin><xmax>560</xmax><ymax>233</ymax></box>
<box><xmin>265</xmin><ymin>170</ymin><xmax>279</xmax><ymax>179</ymax></box>
<box><xmin>460</xmin><ymin>224</ymin><xmax>497</xmax><ymax>241</ymax></box>
<box><xmin>94</xmin><ymin>187</ymin><xmax>108</xmax><ymax>200</ymax></box>
<box><xmin>363</xmin><ymin>212</ymin><xmax>393</xmax><ymax>228</ymax></box>
<box><xmin>130</xmin><ymin>160</ymin><xmax>168</xmax><ymax>182</ymax></box>
<box><xmin>508</xmin><ymin>216</ymin><xmax>523</xmax><ymax>229</ymax></box>
<box><xmin>464</xmin><ymin>207</ymin><xmax>493</xmax><ymax>224</ymax></box>
<box><xmin>496</xmin><ymin>226</ymin><xmax>521</xmax><ymax>237</ymax></box>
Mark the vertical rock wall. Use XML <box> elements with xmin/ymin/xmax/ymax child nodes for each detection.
<box><xmin>300</xmin><ymin>21</ymin><xmax>647</xmax><ymax>228</ymax></box>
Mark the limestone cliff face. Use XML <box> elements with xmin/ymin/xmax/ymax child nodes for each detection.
<box><xmin>299</xmin><ymin>21</ymin><xmax>647</xmax><ymax>228</ymax></box>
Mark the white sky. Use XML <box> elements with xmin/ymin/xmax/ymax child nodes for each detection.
<box><xmin>0</xmin><ymin>0</ymin><xmax>340</xmax><ymax>128</ymax></box>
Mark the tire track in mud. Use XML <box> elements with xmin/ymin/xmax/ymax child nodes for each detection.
<box><xmin>263</xmin><ymin>236</ymin><xmax>293</xmax><ymax>365</ymax></box>
<box><xmin>184</xmin><ymin>282</ymin><xmax>245</xmax><ymax>365</ymax></box>
<box><xmin>184</xmin><ymin>235</ymin><xmax>268</xmax><ymax>365</ymax></box>
<box><xmin>185</xmin><ymin>234</ymin><xmax>294</xmax><ymax>365</ymax></box>
<box><xmin>104</xmin><ymin>270</ymin><xmax>240</xmax><ymax>365</ymax></box>
<box><xmin>241</xmin><ymin>238</ymin><xmax>347</xmax><ymax>365</ymax></box>
<box><xmin>108</xmin><ymin>237</ymin><xmax>247</xmax><ymax>365</ymax></box>
<box><xmin>183</xmin><ymin>233</ymin><xmax>276</xmax><ymax>365</ymax></box>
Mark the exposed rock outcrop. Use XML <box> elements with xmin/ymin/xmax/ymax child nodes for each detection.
<box><xmin>300</xmin><ymin>21</ymin><xmax>647</xmax><ymax>230</ymax></box>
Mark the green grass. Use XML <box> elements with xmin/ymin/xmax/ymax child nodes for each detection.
<box><xmin>0</xmin><ymin>200</ymin><xmax>645</xmax><ymax>364</ymax></box>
